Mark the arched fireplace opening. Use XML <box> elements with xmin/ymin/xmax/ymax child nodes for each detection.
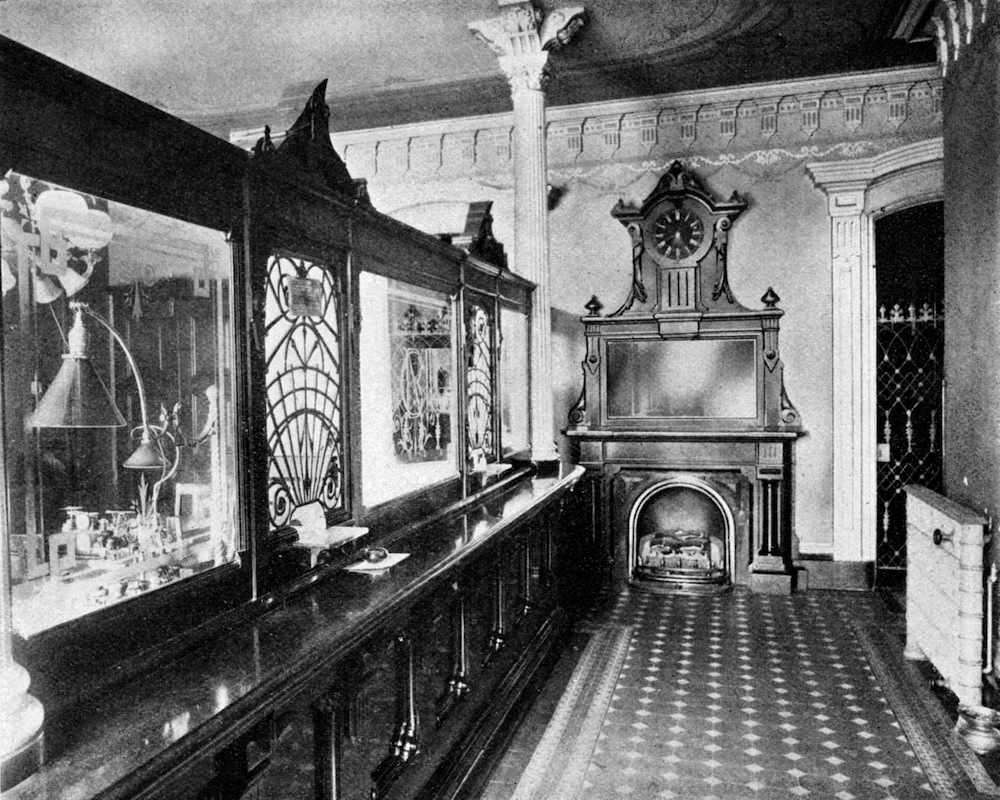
<box><xmin>629</xmin><ymin>477</ymin><xmax>734</xmax><ymax>592</ymax></box>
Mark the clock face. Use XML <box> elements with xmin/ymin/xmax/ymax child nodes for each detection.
<box><xmin>652</xmin><ymin>205</ymin><xmax>707</xmax><ymax>261</ymax></box>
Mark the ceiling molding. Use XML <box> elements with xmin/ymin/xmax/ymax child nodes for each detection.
<box><xmin>311</xmin><ymin>64</ymin><xmax>941</xmax><ymax>149</ymax></box>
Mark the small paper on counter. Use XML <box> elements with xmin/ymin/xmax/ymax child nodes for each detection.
<box><xmin>344</xmin><ymin>552</ymin><xmax>410</xmax><ymax>572</ymax></box>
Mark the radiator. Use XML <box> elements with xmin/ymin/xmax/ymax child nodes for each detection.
<box><xmin>904</xmin><ymin>485</ymin><xmax>988</xmax><ymax>707</ymax></box>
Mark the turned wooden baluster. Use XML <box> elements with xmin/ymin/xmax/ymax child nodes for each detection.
<box><xmin>313</xmin><ymin>691</ymin><xmax>345</xmax><ymax>800</ymax></box>
<box><xmin>372</xmin><ymin>631</ymin><xmax>419</xmax><ymax>798</ymax></box>
<box><xmin>436</xmin><ymin>580</ymin><xmax>470</xmax><ymax>723</ymax></box>
<box><xmin>484</xmin><ymin>550</ymin><xmax>507</xmax><ymax>662</ymax></box>
<box><xmin>517</xmin><ymin>532</ymin><xmax>535</xmax><ymax>617</ymax></box>
<box><xmin>540</xmin><ymin>508</ymin><xmax>556</xmax><ymax>590</ymax></box>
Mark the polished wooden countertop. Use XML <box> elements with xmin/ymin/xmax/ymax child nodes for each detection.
<box><xmin>10</xmin><ymin>465</ymin><xmax>584</xmax><ymax>800</ymax></box>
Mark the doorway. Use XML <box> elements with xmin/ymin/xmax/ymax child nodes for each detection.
<box><xmin>874</xmin><ymin>202</ymin><xmax>944</xmax><ymax>587</ymax></box>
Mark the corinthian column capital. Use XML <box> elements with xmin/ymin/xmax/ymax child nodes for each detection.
<box><xmin>470</xmin><ymin>2</ymin><xmax>587</xmax><ymax>92</ymax></box>
<box><xmin>498</xmin><ymin>52</ymin><xmax>550</xmax><ymax>94</ymax></box>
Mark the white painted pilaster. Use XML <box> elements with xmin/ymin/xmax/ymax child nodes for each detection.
<box><xmin>806</xmin><ymin>138</ymin><xmax>943</xmax><ymax>565</ymax></box>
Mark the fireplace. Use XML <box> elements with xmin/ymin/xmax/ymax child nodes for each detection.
<box><xmin>630</xmin><ymin>478</ymin><xmax>733</xmax><ymax>591</ymax></box>
<box><xmin>564</xmin><ymin>162</ymin><xmax>803</xmax><ymax>593</ymax></box>
<box><xmin>612</xmin><ymin>469</ymin><xmax>751</xmax><ymax>591</ymax></box>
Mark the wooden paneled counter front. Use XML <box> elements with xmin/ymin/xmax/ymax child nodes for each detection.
<box><xmin>8</xmin><ymin>465</ymin><xmax>585</xmax><ymax>800</ymax></box>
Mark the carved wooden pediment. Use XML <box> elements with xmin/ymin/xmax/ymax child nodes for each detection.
<box><xmin>253</xmin><ymin>80</ymin><xmax>360</xmax><ymax>199</ymax></box>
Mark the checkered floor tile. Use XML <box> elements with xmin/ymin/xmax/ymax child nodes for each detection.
<box><xmin>485</xmin><ymin>589</ymin><xmax>948</xmax><ymax>800</ymax></box>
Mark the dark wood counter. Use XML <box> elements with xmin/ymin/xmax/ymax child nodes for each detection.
<box><xmin>10</xmin><ymin>465</ymin><xmax>585</xmax><ymax>800</ymax></box>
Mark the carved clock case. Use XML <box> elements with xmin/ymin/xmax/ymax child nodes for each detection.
<box><xmin>565</xmin><ymin>162</ymin><xmax>804</xmax><ymax>594</ymax></box>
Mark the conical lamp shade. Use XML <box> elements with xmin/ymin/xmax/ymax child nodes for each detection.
<box><xmin>123</xmin><ymin>437</ymin><xmax>167</xmax><ymax>470</ymax></box>
<box><xmin>28</xmin><ymin>354</ymin><xmax>126</xmax><ymax>428</ymax></box>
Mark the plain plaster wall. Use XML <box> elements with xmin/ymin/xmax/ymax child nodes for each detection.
<box><xmin>943</xmin><ymin>32</ymin><xmax>1000</xmax><ymax>559</ymax></box>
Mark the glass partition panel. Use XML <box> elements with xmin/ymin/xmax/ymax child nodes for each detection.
<box><xmin>1</xmin><ymin>171</ymin><xmax>238</xmax><ymax>636</ymax></box>
<box><xmin>499</xmin><ymin>307</ymin><xmax>529</xmax><ymax>456</ymax></box>
<box><xmin>606</xmin><ymin>338</ymin><xmax>757</xmax><ymax>419</ymax></box>
<box><xmin>465</xmin><ymin>296</ymin><xmax>495</xmax><ymax>469</ymax></box>
<box><xmin>359</xmin><ymin>273</ymin><xmax>459</xmax><ymax>507</ymax></box>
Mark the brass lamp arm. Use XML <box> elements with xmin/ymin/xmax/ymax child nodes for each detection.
<box><xmin>70</xmin><ymin>300</ymin><xmax>154</xmax><ymax>445</ymax></box>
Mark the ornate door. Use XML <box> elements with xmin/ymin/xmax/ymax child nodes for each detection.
<box><xmin>874</xmin><ymin>203</ymin><xmax>944</xmax><ymax>580</ymax></box>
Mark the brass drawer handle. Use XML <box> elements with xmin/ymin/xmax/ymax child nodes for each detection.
<box><xmin>933</xmin><ymin>528</ymin><xmax>953</xmax><ymax>546</ymax></box>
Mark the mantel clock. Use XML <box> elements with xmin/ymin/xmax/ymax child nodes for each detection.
<box><xmin>610</xmin><ymin>160</ymin><xmax>747</xmax><ymax>316</ymax></box>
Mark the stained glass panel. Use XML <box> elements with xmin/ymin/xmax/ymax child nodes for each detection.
<box><xmin>465</xmin><ymin>300</ymin><xmax>494</xmax><ymax>468</ymax></box>
<box><xmin>359</xmin><ymin>273</ymin><xmax>458</xmax><ymax>507</ymax></box>
<box><xmin>264</xmin><ymin>253</ymin><xmax>344</xmax><ymax>530</ymax></box>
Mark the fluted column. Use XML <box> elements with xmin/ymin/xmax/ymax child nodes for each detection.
<box><xmin>470</xmin><ymin>2</ymin><xmax>586</xmax><ymax>463</ymax></box>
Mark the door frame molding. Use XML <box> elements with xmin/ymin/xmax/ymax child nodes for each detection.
<box><xmin>806</xmin><ymin>138</ymin><xmax>943</xmax><ymax>562</ymax></box>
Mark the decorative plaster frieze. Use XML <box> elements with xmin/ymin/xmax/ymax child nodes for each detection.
<box><xmin>377</xmin><ymin>138</ymin><xmax>410</xmax><ymax>178</ymax></box>
<box><xmin>758</xmin><ymin>100</ymin><xmax>778</xmax><ymax>140</ymax></box>
<box><xmin>582</xmin><ymin>115</ymin><xmax>622</xmax><ymax>159</ymax></box>
<box><xmin>717</xmin><ymin>104</ymin><xmax>738</xmax><ymax>144</ymax></box>
<box><xmin>799</xmin><ymin>93</ymin><xmax>822</xmax><ymax>137</ymax></box>
<box><xmin>546</xmin><ymin>141</ymin><xmax>894</xmax><ymax>192</ymax></box>
<box><xmin>842</xmin><ymin>89</ymin><xmax>865</xmax><ymax>132</ymax></box>
<box><xmin>442</xmin><ymin>131</ymin><xmax>476</xmax><ymax>173</ymax></box>
<box><xmin>865</xmin><ymin>86</ymin><xmax>888</xmax><ymax>106</ymax></box>
<box><xmin>736</xmin><ymin>99</ymin><xmax>757</xmax><ymax>118</ymax></box>
<box><xmin>678</xmin><ymin>106</ymin><xmax>699</xmax><ymax>147</ymax></box>
<box><xmin>886</xmin><ymin>84</ymin><xmax>910</xmax><ymax>130</ymax></box>
<box><xmin>621</xmin><ymin>113</ymin><xmax>658</xmax><ymax>153</ymax></box>
<box><xmin>548</xmin><ymin>120</ymin><xmax>584</xmax><ymax>160</ymax></box>
<box><xmin>481</xmin><ymin>127</ymin><xmax>513</xmax><ymax>164</ymax></box>
<box><xmin>318</xmin><ymin>67</ymin><xmax>941</xmax><ymax>183</ymax></box>
<box><xmin>410</xmin><ymin>134</ymin><xmax>444</xmax><ymax>174</ymax></box>
<box><xmin>656</xmin><ymin>108</ymin><xmax>677</xmax><ymax>126</ymax></box>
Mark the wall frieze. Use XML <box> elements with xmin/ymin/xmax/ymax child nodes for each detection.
<box><xmin>316</xmin><ymin>68</ymin><xmax>941</xmax><ymax>187</ymax></box>
<box><xmin>546</xmin><ymin>140</ymin><xmax>902</xmax><ymax>192</ymax></box>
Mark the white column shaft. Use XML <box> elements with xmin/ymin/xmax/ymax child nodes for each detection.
<box><xmin>510</xmin><ymin>85</ymin><xmax>557</xmax><ymax>461</ymax></box>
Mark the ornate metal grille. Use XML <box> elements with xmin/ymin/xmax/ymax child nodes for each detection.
<box><xmin>876</xmin><ymin>301</ymin><xmax>944</xmax><ymax>571</ymax></box>
<box><xmin>465</xmin><ymin>301</ymin><xmax>495</xmax><ymax>466</ymax></box>
<box><xmin>389</xmin><ymin>290</ymin><xmax>453</xmax><ymax>463</ymax></box>
<box><xmin>264</xmin><ymin>253</ymin><xmax>344</xmax><ymax>529</ymax></box>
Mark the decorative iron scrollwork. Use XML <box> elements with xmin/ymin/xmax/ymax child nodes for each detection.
<box><xmin>265</xmin><ymin>253</ymin><xmax>344</xmax><ymax>529</ymax></box>
<box><xmin>466</xmin><ymin>302</ymin><xmax>495</xmax><ymax>467</ymax></box>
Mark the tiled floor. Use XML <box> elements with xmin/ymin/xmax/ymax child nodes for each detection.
<box><xmin>481</xmin><ymin>588</ymin><xmax>974</xmax><ymax>800</ymax></box>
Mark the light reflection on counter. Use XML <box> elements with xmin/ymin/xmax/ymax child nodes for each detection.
<box><xmin>215</xmin><ymin>684</ymin><xmax>231</xmax><ymax>713</ymax></box>
<box><xmin>162</xmin><ymin>711</ymin><xmax>191</xmax><ymax>743</ymax></box>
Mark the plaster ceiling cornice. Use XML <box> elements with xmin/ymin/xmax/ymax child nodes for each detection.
<box><xmin>0</xmin><ymin>0</ymin><xmax>936</xmax><ymax>138</ymax></box>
